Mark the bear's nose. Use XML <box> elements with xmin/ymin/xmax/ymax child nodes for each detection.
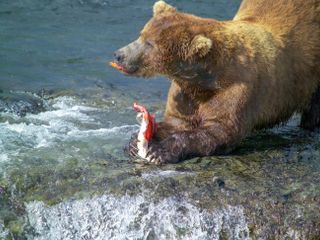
<box><xmin>113</xmin><ymin>50</ymin><xmax>125</xmax><ymax>63</ymax></box>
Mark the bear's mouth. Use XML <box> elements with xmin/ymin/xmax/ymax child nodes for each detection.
<box><xmin>109</xmin><ymin>61</ymin><xmax>128</xmax><ymax>73</ymax></box>
<box><xmin>109</xmin><ymin>61</ymin><xmax>138</xmax><ymax>75</ymax></box>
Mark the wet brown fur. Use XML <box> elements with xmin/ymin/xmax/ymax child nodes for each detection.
<box><xmin>124</xmin><ymin>0</ymin><xmax>320</xmax><ymax>163</ymax></box>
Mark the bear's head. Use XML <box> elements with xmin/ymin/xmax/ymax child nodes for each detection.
<box><xmin>112</xmin><ymin>1</ymin><xmax>219</xmax><ymax>85</ymax></box>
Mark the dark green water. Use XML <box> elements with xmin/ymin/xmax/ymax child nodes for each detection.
<box><xmin>0</xmin><ymin>0</ymin><xmax>320</xmax><ymax>239</ymax></box>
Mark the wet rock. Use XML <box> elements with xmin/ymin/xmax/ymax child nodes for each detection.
<box><xmin>0</xmin><ymin>91</ymin><xmax>46</xmax><ymax>117</ymax></box>
<box><xmin>3</xmin><ymin>139</ymin><xmax>320</xmax><ymax>239</ymax></box>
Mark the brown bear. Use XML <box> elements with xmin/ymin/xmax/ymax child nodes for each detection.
<box><xmin>112</xmin><ymin>0</ymin><xmax>320</xmax><ymax>164</ymax></box>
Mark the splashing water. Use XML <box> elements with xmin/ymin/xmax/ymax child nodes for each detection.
<box><xmin>0</xmin><ymin>96</ymin><xmax>138</xmax><ymax>162</ymax></box>
<box><xmin>26</xmin><ymin>194</ymin><xmax>250</xmax><ymax>240</ymax></box>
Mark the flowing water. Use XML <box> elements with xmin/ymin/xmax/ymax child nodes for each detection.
<box><xmin>0</xmin><ymin>0</ymin><xmax>320</xmax><ymax>239</ymax></box>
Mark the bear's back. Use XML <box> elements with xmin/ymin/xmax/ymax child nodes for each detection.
<box><xmin>234</xmin><ymin>0</ymin><xmax>320</xmax><ymax>78</ymax></box>
<box><xmin>234</xmin><ymin>0</ymin><xmax>320</xmax><ymax>33</ymax></box>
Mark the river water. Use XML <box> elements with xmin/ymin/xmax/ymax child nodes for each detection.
<box><xmin>1</xmin><ymin>0</ymin><xmax>320</xmax><ymax>239</ymax></box>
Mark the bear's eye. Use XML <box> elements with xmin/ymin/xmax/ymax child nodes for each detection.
<box><xmin>145</xmin><ymin>40</ymin><xmax>154</xmax><ymax>48</ymax></box>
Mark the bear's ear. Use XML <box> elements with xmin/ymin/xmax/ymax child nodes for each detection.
<box><xmin>187</xmin><ymin>35</ymin><xmax>212</xmax><ymax>59</ymax></box>
<box><xmin>153</xmin><ymin>1</ymin><xmax>176</xmax><ymax>16</ymax></box>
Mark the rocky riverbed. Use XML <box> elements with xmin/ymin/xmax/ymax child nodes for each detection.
<box><xmin>0</xmin><ymin>90</ymin><xmax>319</xmax><ymax>240</ymax></box>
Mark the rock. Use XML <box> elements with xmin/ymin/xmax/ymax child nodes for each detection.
<box><xmin>0</xmin><ymin>91</ymin><xmax>46</xmax><ymax>117</ymax></box>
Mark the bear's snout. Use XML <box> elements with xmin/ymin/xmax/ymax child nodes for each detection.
<box><xmin>113</xmin><ymin>50</ymin><xmax>125</xmax><ymax>64</ymax></box>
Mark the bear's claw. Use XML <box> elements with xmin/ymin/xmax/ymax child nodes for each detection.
<box><xmin>124</xmin><ymin>132</ymin><xmax>139</xmax><ymax>159</ymax></box>
<box><xmin>126</xmin><ymin>133</ymin><xmax>181</xmax><ymax>164</ymax></box>
<box><xmin>146</xmin><ymin>146</ymin><xmax>166</xmax><ymax>164</ymax></box>
<box><xmin>145</xmin><ymin>138</ymin><xmax>180</xmax><ymax>164</ymax></box>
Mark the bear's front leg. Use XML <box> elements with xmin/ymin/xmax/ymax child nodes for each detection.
<box><xmin>146</xmin><ymin>116</ymin><xmax>246</xmax><ymax>164</ymax></box>
<box><xmin>130</xmin><ymin>84</ymin><xmax>248</xmax><ymax>163</ymax></box>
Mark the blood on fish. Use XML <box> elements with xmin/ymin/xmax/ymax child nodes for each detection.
<box><xmin>133</xmin><ymin>102</ymin><xmax>157</xmax><ymax>141</ymax></box>
<box><xmin>133</xmin><ymin>102</ymin><xmax>157</xmax><ymax>159</ymax></box>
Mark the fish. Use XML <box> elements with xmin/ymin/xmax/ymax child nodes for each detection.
<box><xmin>133</xmin><ymin>102</ymin><xmax>157</xmax><ymax>159</ymax></box>
<box><xmin>109</xmin><ymin>61</ymin><xmax>127</xmax><ymax>73</ymax></box>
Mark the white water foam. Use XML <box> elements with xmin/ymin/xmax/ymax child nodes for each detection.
<box><xmin>0</xmin><ymin>154</ymin><xmax>9</xmax><ymax>163</ymax></box>
<box><xmin>0</xmin><ymin>221</ymin><xmax>9</xmax><ymax>240</ymax></box>
<box><xmin>0</xmin><ymin>96</ymin><xmax>138</xmax><ymax>152</ymax></box>
<box><xmin>0</xmin><ymin>139</ymin><xmax>9</xmax><ymax>163</ymax></box>
<box><xmin>67</xmin><ymin>125</ymin><xmax>138</xmax><ymax>138</ymax></box>
<box><xmin>26</xmin><ymin>194</ymin><xmax>250</xmax><ymax>240</ymax></box>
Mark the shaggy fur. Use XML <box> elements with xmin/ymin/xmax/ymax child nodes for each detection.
<box><xmin>114</xmin><ymin>0</ymin><xmax>320</xmax><ymax>164</ymax></box>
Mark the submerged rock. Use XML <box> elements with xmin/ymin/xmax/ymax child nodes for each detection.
<box><xmin>0</xmin><ymin>91</ymin><xmax>46</xmax><ymax>117</ymax></box>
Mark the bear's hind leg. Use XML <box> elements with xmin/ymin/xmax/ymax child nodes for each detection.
<box><xmin>300</xmin><ymin>87</ymin><xmax>320</xmax><ymax>130</ymax></box>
